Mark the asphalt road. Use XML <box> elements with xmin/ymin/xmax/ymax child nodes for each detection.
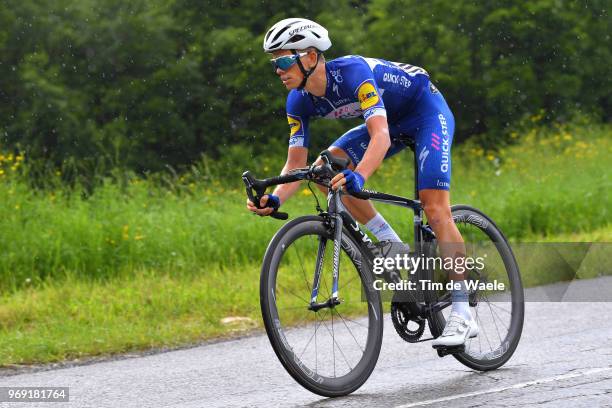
<box><xmin>1</xmin><ymin>277</ymin><xmax>612</xmax><ymax>408</ymax></box>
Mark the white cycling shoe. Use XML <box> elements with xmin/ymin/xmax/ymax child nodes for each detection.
<box><xmin>432</xmin><ymin>311</ymin><xmax>479</xmax><ymax>348</ymax></box>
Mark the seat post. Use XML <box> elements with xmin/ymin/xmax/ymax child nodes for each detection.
<box><xmin>413</xmin><ymin>145</ymin><xmax>419</xmax><ymax>199</ymax></box>
<box><xmin>407</xmin><ymin>139</ymin><xmax>423</xmax><ymax>247</ymax></box>
<box><xmin>406</xmin><ymin>139</ymin><xmax>418</xmax><ymax>199</ymax></box>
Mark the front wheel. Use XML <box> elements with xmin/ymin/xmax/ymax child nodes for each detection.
<box><xmin>260</xmin><ymin>216</ymin><xmax>383</xmax><ymax>397</ymax></box>
<box><xmin>428</xmin><ymin>205</ymin><xmax>524</xmax><ymax>371</ymax></box>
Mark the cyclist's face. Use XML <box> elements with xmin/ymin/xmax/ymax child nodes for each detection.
<box><xmin>271</xmin><ymin>50</ymin><xmax>313</xmax><ymax>90</ymax></box>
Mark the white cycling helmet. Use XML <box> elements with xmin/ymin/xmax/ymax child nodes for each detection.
<box><xmin>263</xmin><ymin>18</ymin><xmax>332</xmax><ymax>53</ymax></box>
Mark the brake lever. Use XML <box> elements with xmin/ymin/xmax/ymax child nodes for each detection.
<box><xmin>242</xmin><ymin>170</ymin><xmax>289</xmax><ymax>220</ymax></box>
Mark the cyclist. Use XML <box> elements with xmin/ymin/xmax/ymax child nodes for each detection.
<box><xmin>246</xmin><ymin>18</ymin><xmax>477</xmax><ymax>348</ymax></box>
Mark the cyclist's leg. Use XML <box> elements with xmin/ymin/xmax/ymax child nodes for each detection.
<box><xmin>412</xmin><ymin>85</ymin><xmax>476</xmax><ymax>345</ymax></box>
<box><xmin>411</xmin><ymin>87</ymin><xmax>463</xmax><ymax>271</ymax></box>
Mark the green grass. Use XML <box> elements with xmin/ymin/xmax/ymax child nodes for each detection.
<box><xmin>1</xmin><ymin>224</ymin><xmax>609</xmax><ymax>366</ymax></box>
<box><xmin>0</xmin><ymin>267</ymin><xmax>260</xmax><ymax>364</ymax></box>
<box><xmin>0</xmin><ymin>122</ymin><xmax>610</xmax><ymax>366</ymax></box>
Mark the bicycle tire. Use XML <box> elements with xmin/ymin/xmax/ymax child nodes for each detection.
<box><xmin>427</xmin><ymin>205</ymin><xmax>524</xmax><ymax>371</ymax></box>
<box><xmin>260</xmin><ymin>215</ymin><xmax>383</xmax><ymax>397</ymax></box>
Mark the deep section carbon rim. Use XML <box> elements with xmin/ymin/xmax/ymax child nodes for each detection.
<box><xmin>260</xmin><ymin>218</ymin><xmax>383</xmax><ymax>396</ymax></box>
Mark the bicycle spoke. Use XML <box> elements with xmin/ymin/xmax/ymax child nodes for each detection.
<box><xmin>298</xmin><ymin>310</ymin><xmax>326</xmax><ymax>359</ymax></box>
<box><xmin>487</xmin><ymin>300</ymin><xmax>512</xmax><ymax>315</ymax></box>
<box><xmin>337</xmin><ymin>274</ymin><xmax>360</xmax><ymax>294</ymax></box>
<box><xmin>482</xmin><ymin>292</ymin><xmax>510</xmax><ymax>332</ymax></box>
<box><xmin>333</xmin><ymin>309</ymin><xmax>365</xmax><ymax>353</ymax></box>
<box><xmin>277</xmin><ymin>305</ymin><xmax>311</xmax><ymax>310</ymax></box>
<box><xmin>314</xmin><ymin>305</ymin><xmax>318</xmax><ymax>374</ymax></box>
<box><xmin>332</xmin><ymin>307</ymin><xmax>336</xmax><ymax>376</ymax></box>
<box><xmin>331</xmin><ymin>314</ymin><xmax>369</xmax><ymax>329</ymax></box>
<box><xmin>317</xmin><ymin>311</ymin><xmax>353</xmax><ymax>373</ymax></box>
<box><xmin>292</xmin><ymin>238</ymin><xmax>313</xmax><ymax>295</ymax></box>
<box><xmin>485</xmin><ymin>300</ymin><xmax>504</xmax><ymax>344</ymax></box>
<box><xmin>475</xmin><ymin>306</ymin><xmax>493</xmax><ymax>352</ymax></box>
<box><xmin>276</xmin><ymin>282</ymin><xmax>310</xmax><ymax>305</ymax></box>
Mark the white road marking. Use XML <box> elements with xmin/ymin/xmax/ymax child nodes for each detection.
<box><xmin>394</xmin><ymin>366</ymin><xmax>612</xmax><ymax>408</ymax></box>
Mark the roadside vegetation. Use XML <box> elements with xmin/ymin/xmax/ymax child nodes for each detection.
<box><xmin>0</xmin><ymin>122</ymin><xmax>610</xmax><ymax>366</ymax></box>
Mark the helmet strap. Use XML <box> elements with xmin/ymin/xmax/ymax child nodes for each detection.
<box><xmin>293</xmin><ymin>50</ymin><xmax>321</xmax><ymax>90</ymax></box>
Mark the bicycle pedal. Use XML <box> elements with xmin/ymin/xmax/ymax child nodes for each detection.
<box><xmin>434</xmin><ymin>344</ymin><xmax>465</xmax><ymax>357</ymax></box>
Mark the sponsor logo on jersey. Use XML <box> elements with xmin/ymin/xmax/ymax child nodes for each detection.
<box><xmin>383</xmin><ymin>72</ymin><xmax>411</xmax><ymax>88</ymax></box>
<box><xmin>419</xmin><ymin>146</ymin><xmax>429</xmax><ymax>172</ymax></box>
<box><xmin>325</xmin><ymin>102</ymin><xmax>361</xmax><ymax>119</ymax></box>
<box><xmin>357</xmin><ymin>81</ymin><xmax>380</xmax><ymax>111</ymax></box>
<box><xmin>392</xmin><ymin>61</ymin><xmax>429</xmax><ymax>77</ymax></box>
<box><xmin>287</xmin><ymin>114</ymin><xmax>303</xmax><ymax>137</ymax></box>
<box><xmin>429</xmin><ymin>82</ymin><xmax>439</xmax><ymax>94</ymax></box>
<box><xmin>330</xmin><ymin>69</ymin><xmax>343</xmax><ymax>83</ymax></box>
<box><xmin>346</xmin><ymin>147</ymin><xmax>361</xmax><ymax>164</ymax></box>
<box><xmin>332</xmin><ymin>83</ymin><xmax>341</xmax><ymax>97</ymax></box>
<box><xmin>431</xmin><ymin>133</ymin><xmax>441</xmax><ymax>151</ymax></box>
<box><xmin>333</xmin><ymin>98</ymin><xmax>350</xmax><ymax>106</ymax></box>
<box><xmin>363</xmin><ymin>107</ymin><xmax>386</xmax><ymax>121</ymax></box>
<box><xmin>438</xmin><ymin>114</ymin><xmax>450</xmax><ymax>173</ymax></box>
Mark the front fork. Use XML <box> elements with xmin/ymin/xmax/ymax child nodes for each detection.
<box><xmin>308</xmin><ymin>191</ymin><xmax>343</xmax><ymax>312</ymax></box>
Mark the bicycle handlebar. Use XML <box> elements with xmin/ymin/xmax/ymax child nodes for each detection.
<box><xmin>242</xmin><ymin>150</ymin><xmax>370</xmax><ymax>220</ymax></box>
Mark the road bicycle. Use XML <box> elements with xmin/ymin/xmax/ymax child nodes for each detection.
<box><xmin>242</xmin><ymin>146</ymin><xmax>524</xmax><ymax>397</ymax></box>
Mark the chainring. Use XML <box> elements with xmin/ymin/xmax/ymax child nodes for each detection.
<box><xmin>390</xmin><ymin>301</ymin><xmax>426</xmax><ymax>343</ymax></box>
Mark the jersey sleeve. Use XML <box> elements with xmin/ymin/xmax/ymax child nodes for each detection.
<box><xmin>285</xmin><ymin>90</ymin><xmax>312</xmax><ymax>148</ymax></box>
<box><xmin>342</xmin><ymin>58</ymin><xmax>387</xmax><ymax>121</ymax></box>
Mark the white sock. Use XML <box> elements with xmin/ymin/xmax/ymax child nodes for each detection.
<box><xmin>451</xmin><ymin>301</ymin><xmax>473</xmax><ymax>320</ymax></box>
<box><xmin>365</xmin><ymin>213</ymin><xmax>402</xmax><ymax>242</ymax></box>
<box><xmin>451</xmin><ymin>281</ymin><xmax>473</xmax><ymax>320</ymax></box>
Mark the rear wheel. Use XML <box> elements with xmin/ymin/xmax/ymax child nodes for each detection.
<box><xmin>427</xmin><ymin>205</ymin><xmax>524</xmax><ymax>370</ymax></box>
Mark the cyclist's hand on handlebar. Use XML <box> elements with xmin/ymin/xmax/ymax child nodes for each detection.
<box><xmin>246</xmin><ymin>194</ymin><xmax>280</xmax><ymax>216</ymax></box>
<box><xmin>331</xmin><ymin>169</ymin><xmax>365</xmax><ymax>193</ymax></box>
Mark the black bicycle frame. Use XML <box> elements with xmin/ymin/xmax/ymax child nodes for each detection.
<box><xmin>242</xmin><ymin>145</ymin><xmax>452</xmax><ymax>316</ymax></box>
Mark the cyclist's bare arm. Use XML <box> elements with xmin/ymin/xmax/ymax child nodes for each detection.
<box><xmin>331</xmin><ymin>116</ymin><xmax>391</xmax><ymax>189</ymax></box>
<box><xmin>272</xmin><ymin>146</ymin><xmax>308</xmax><ymax>203</ymax></box>
<box><xmin>246</xmin><ymin>146</ymin><xmax>307</xmax><ymax>215</ymax></box>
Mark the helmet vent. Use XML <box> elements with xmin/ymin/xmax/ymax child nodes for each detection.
<box><xmin>271</xmin><ymin>24</ymin><xmax>294</xmax><ymax>43</ymax></box>
<box><xmin>287</xmin><ymin>34</ymin><xmax>305</xmax><ymax>44</ymax></box>
<box><xmin>268</xmin><ymin>41</ymin><xmax>283</xmax><ymax>50</ymax></box>
<box><xmin>310</xmin><ymin>30</ymin><xmax>321</xmax><ymax>39</ymax></box>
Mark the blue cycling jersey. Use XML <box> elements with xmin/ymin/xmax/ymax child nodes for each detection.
<box><xmin>285</xmin><ymin>55</ymin><xmax>456</xmax><ymax>191</ymax></box>
<box><xmin>286</xmin><ymin>55</ymin><xmax>430</xmax><ymax>148</ymax></box>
